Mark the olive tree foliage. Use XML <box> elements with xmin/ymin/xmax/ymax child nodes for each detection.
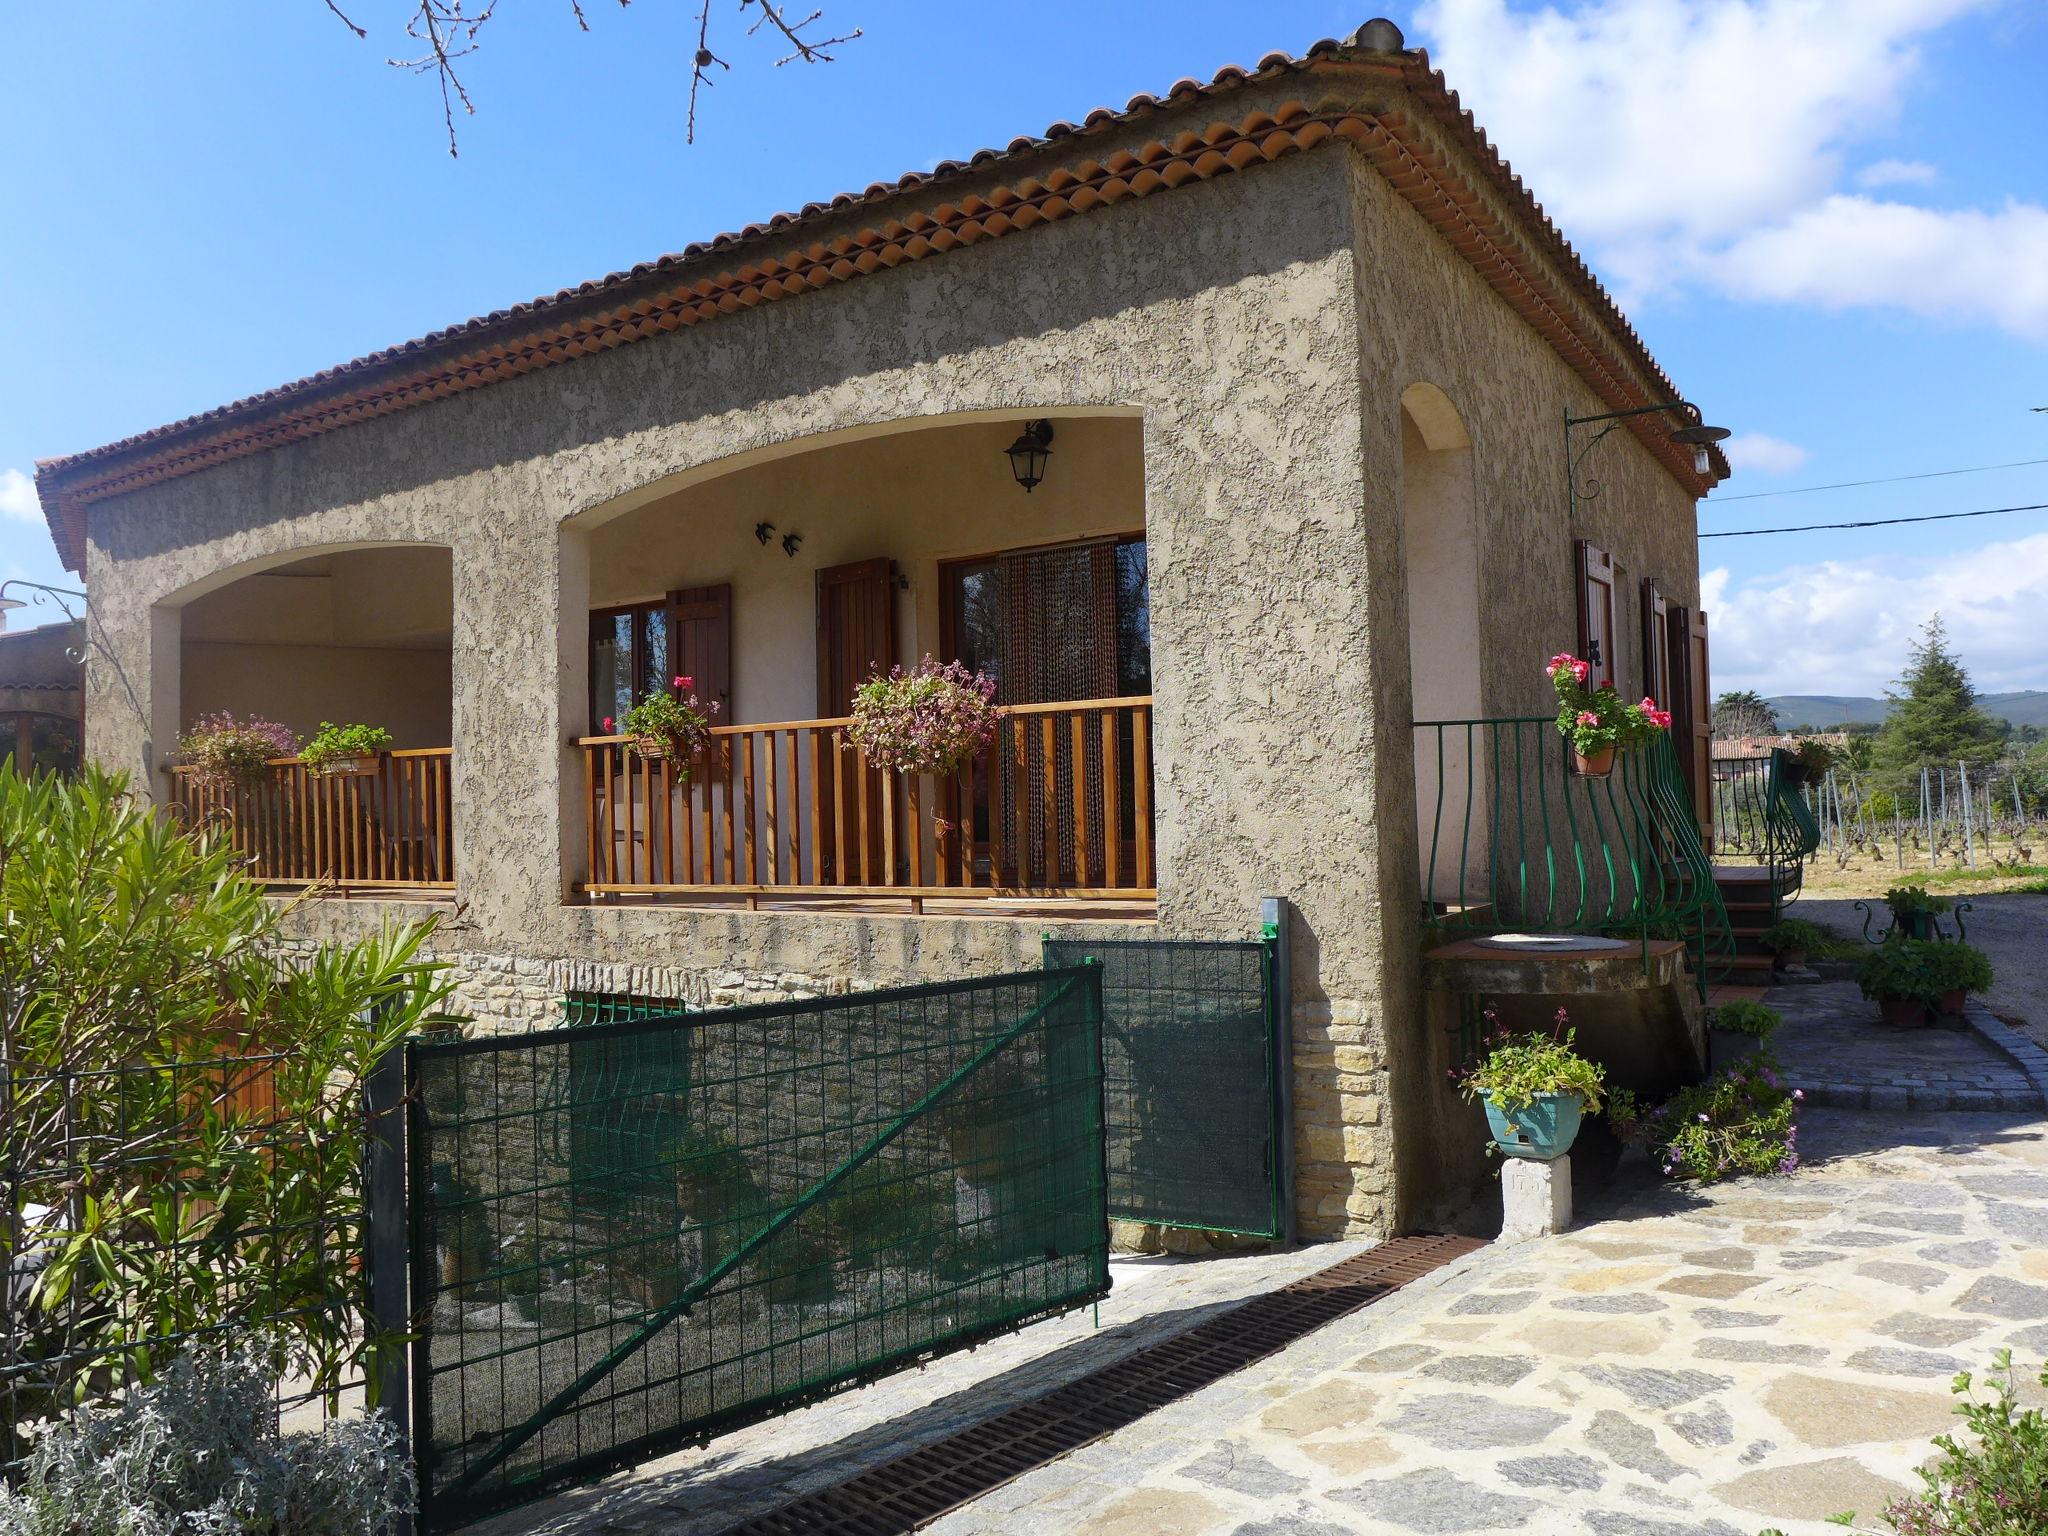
<box><xmin>320</xmin><ymin>0</ymin><xmax>860</xmax><ymax>152</ymax></box>
<box><xmin>0</xmin><ymin>765</ymin><xmax>458</xmax><ymax>1453</ymax></box>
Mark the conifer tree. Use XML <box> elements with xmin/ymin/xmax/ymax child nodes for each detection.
<box><xmin>1872</xmin><ymin>614</ymin><xmax>2004</xmax><ymax>786</ymax></box>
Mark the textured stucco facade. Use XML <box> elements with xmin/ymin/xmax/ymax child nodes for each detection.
<box><xmin>67</xmin><ymin>68</ymin><xmax>1708</xmax><ymax>1239</ymax></box>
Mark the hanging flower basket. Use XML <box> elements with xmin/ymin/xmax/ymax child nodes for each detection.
<box><xmin>1546</xmin><ymin>653</ymin><xmax>1670</xmax><ymax>775</ymax></box>
<box><xmin>613</xmin><ymin>677</ymin><xmax>718</xmax><ymax>782</ymax></box>
<box><xmin>847</xmin><ymin>656</ymin><xmax>998</xmax><ymax>777</ymax></box>
<box><xmin>178</xmin><ymin>713</ymin><xmax>300</xmax><ymax>794</ymax></box>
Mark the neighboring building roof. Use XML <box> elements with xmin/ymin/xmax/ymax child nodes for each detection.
<box><xmin>33</xmin><ymin>19</ymin><xmax>1725</xmax><ymax>572</ymax></box>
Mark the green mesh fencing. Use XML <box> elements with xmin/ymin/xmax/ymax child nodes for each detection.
<box><xmin>1043</xmin><ymin>937</ymin><xmax>1283</xmax><ymax>1239</ymax></box>
<box><xmin>405</xmin><ymin>966</ymin><xmax>1108</xmax><ymax>1531</ymax></box>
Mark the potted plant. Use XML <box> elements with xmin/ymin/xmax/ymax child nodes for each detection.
<box><xmin>1546</xmin><ymin>653</ymin><xmax>1670</xmax><ymax>777</ymax></box>
<box><xmin>176</xmin><ymin>711</ymin><xmax>299</xmax><ymax>792</ymax></box>
<box><xmin>847</xmin><ymin>655</ymin><xmax>999</xmax><ymax>776</ymax></box>
<box><xmin>1459</xmin><ymin>1007</ymin><xmax>1607</xmax><ymax>1160</ymax></box>
<box><xmin>1759</xmin><ymin>918</ymin><xmax>1827</xmax><ymax>971</ymax></box>
<box><xmin>1923</xmin><ymin>939</ymin><xmax>1994</xmax><ymax>1019</ymax></box>
<box><xmin>611</xmin><ymin>675</ymin><xmax>719</xmax><ymax>777</ymax></box>
<box><xmin>299</xmin><ymin>720</ymin><xmax>393</xmax><ymax>776</ymax></box>
<box><xmin>1856</xmin><ymin>938</ymin><xmax>1943</xmax><ymax>1027</ymax></box>
<box><xmin>1608</xmin><ymin>1057</ymin><xmax>1801</xmax><ymax>1182</ymax></box>
<box><xmin>1884</xmin><ymin>884</ymin><xmax>1952</xmax><ymax>942</ymax></box>
<box><xmin>1779</xmin><ymin>737</ymin><xmax>1834</xmax><ymax>787</ymax></box>
<box><xmin>1709</xmin><ymin>998</ymin><xmax>1781</xmax><ymax>1072</ymax></box>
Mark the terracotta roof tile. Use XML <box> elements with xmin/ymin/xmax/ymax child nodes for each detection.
<box><xmin>34</xmin><ymin>23</ymin><xmax>1723</xmax><ymax>572</ymax></box>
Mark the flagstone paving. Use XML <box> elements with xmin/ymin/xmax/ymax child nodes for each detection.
<box><xmin>931</xmin><ymin>1100</ymin><xmax>2048</xmax><ymax>1536</ymax></box>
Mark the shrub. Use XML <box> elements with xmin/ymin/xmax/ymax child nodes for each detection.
<box><xmin>0</xmin><ymin>1342</ymin><xmax>413</xmax><ymax>1536</ymax></box>
<box><xmin>299</xmin><ymin>720</ymin><xmax>393</xmax><ymax>772</ymax></box>
<box><xmin>1610</xmin><ymin>1055</ymin><xmax>1801</xmax><ymax>1181</ymax></box>
<box><xmin>611</xmin><ymin>675</ymin><xmax>719</xmax><ymax>775</ymax></box>
<box><xmin>848</xmin><ymin>655</ymin><xmax>999</xmax><ymax>775</ymax></box>
<box><xmin>1710</xmin><ymin>999</ymin><xmax>1781</xmax><ymax>1038</ymax></box>
<box><xmin>1761</xmin><ymin>1351</ymin><xmax>2048</xmax><ymax>1534</ymax></box>
<box><xmin>1759</xmin><ymin>918</ymin><xmax>1827</xmax><ymax>955</ymax></box>
<box><xmin>1922</xmin><ymin>939</ymin><xmax>1994</xmax><ymax>997</ymax></box>
<box><xmin>177</xmin><ymin>711</ymin><xmax>298</xmax><ymax>790</ymax></box>
<box><xmin>1546</xmin><ymin>653</ymin><xmax>1669</xmax><ymax>758</ymax></box>
<box><xmin>0</xmin><ymin>765</ymin><xmax>458</xmax><ymax>1450</ymax></box>
<box><xmin>1458</xmin><ymin>1007</ymin><xmax>1606</xmax><ymax>1116</ymax></box>
<box><xmin>1857</xmin><ymin>939</ymin><xmax>1946</xmax><ymax>1004</ymax></box>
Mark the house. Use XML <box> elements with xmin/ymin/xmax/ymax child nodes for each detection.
<box><xmin>0</xmin><ymin>617</ymin><xmax>84</xmax><ymax>775</ymax></box>
<box><xmin>34</xmin><ymin>19</ymin><xmax>1728</xmax><ymax>1239</ymax></box>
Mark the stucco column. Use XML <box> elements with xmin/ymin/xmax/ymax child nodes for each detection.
<box><xmin>80</xmin><ymin>539</ymin><xmax>172</xmax><ymax>797</ymax></box>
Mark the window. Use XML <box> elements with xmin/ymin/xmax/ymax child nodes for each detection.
<box><xmin>0</xmin><ymin>712</ymin><xmax>79</xmax><ymax>777</ymax></box>
<box><xmin>590</xmin><ymin>601</ymin><xmax>669</xmax><ymax>732</ymax></box>
<box><xmin>939</xmin><ymin>535</ymin><xmax>1150</xmax><ymax>705</ymax></box>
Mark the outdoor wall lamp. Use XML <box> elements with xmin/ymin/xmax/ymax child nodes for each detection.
<box><xmin>1564</xmin><ymin>398</ymin><xmax>1729</xmax><ymax>520</ymax></box>
<box><xmin>1005</xmin><ymin>420</ymin><xmax>1055</xmax><ymax>493</ymax></box>
<box><xmin>0</xmin><ymin>579</ymin><xmax>91</xmax><ymax>661</ymax></box>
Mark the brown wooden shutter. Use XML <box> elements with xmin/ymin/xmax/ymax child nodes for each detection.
<box><xmin>1575</xmin><ymin>540</ymin><xmax>1618</xmax><ymax>691</ymax></box>
<box><xmin>1676</xmin><ymin>605</ymin><xmax>1714</xmax><ymax>841</ymax></box>
<box><xmin>1641</xmin><ymin>578</ymin><xmax>1671</xmax><ymax>708</ymax></box>
<box><xmin>816</xmin><ymin>558</ymin><xmax>898</xmax><ymax>716</ymax></box>
<box><xmin>665</xmin><ymin>584</ymin><xmax>733</xmax><ymax>719</ymax></box>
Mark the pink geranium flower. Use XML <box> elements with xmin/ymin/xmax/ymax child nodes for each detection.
<box><xmin>1576</xmin><ymin>711</ymin><xmax>1600</xmax><ymax>727</ymax></box>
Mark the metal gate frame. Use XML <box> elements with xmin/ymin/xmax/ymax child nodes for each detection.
<box><xmin>1045</xmin><ymin>895</ymin><xmax>1296</xmax><ymax>1243</ymax></box>
<box><xmin>368</xmin><ymin>965</ymin><xmax>1110</xmax><ymax>1534</ymax></box>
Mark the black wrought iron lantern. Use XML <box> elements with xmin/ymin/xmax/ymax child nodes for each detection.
<box><xmin>1668</xmin><ymin>418</ymin><xmax>1732</xmax><ymax>476</ymax></box>
<box><xmin>1005</xmin><ymin>420</ymin><xmax>1055</xmax><ymax>492</ymax></box>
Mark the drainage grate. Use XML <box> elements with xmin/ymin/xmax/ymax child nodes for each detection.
<box><xmin>719</xmin><ymin>1232</ymin><xmax>1485</xmax><ymax>1536</ymax></box>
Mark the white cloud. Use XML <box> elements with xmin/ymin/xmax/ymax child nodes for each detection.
<box><xmin>1415</xmin><ymin>0</ymin><xmax>2048</xmax><ymax>342</ymax></box>
<box><xmin>1856</xmin><ymin>158</ymin><xmax>1938</xmax><ymax>189</ymax></box>
<box><xmin>1716</xmin><ymin>195</ymin><xmax>2048</xmax><ymax>340</ymax></box>
<box><xmin>0</xmin><ymin>469</ymin><xmax>41</xmax><ymax>525</ymax></box>
<box><xmin>1703</xmin><ymin>531</ymin><xmax>2048</xmax><ymax>696</ymax></box>
<box><xmin>1721</xmin><ymin>433</ymin><xmax>1810</xmax><ymax>475</ymax></box>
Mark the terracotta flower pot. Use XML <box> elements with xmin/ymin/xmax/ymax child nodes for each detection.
<box><xmin>1573</xmin><ymin>745</ymin><xmax>1617</xmax><ymax>778</ymax></box>
<box><xmin>315</xmin><ymin>752</ymin><xmax>382</xmax><ymax>778</ymax></box>
<box><xmin>1877</xmin><ymin>995</ymin><xmax>1928</xmax><ymax>1028</ymax></box>
<box><xmin>1937</xmin><ymin>987</ymin><xmax>1967</xmax><ymax>1018</ymax></box>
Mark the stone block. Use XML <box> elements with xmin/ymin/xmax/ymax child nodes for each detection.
<box><xmin>1500</xmin><ymin>1154</ymin><xmax>1572</xmax><ymax>1241</ymax></box>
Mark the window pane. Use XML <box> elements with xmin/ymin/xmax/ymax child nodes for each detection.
<box><xmin>592</xmin><ymin>613</ymin><xmax>634</xmax><ymax>730</ymax></box>
<box><xmin>30</xmin><ymin>715</ymin><xmax>79</xmax><ymax>777</ymax></box>
<box><xmin>950</xmin><ymin>563</ymin><xmax>1006</xmax><ymax>692</ymax></box>
<box><xmin>1116</xmin><ymin>540</ymin><xmax>1151</xmax><ymax>696</ymax></box>
<box><xmin>640</xmin><ymin>607</ymin><xmax>670</xmax><ymax>700</ymax></box>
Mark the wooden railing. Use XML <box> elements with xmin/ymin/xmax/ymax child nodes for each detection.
<box><xmin>578</xmin><ymin>696</ymin><xmax>1155</xmax><ymax>903</ymax></box>
<box><xmin>168</xmin><ymin>749</ymin><xmax>454</xmax><ymax>890</ymax></box>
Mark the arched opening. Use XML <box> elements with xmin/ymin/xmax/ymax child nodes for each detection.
<box><xmin>1401</xmin><ymin>383</ymin><xmax>1484</xmax><ymax>905</ymax></box>
<box><xmin>567</xmin><ymin>411</ymin><xmax>1157</xmax><ymax>911</ymax></box>
<box><xmin>163</xmin><ymin>543</ymin><xmax>455</xmax><ymax>891</ymax></box>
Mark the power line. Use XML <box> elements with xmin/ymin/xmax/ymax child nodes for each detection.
<box><xmin>1704</xmin><ymin>456</ymin><xmax>2048</xmax><ymax>503</ymax></box>
<box><xmin>1698</xmin><ymin>501</ymin><xmax>2048</xmax><ymax>539</ymax></box>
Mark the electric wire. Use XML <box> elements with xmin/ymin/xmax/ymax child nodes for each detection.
<box><xmin>1704</xmin><ymin>456</ymin><xmax>2048</xmax><ymax>503</ymax></box>
<box><xmin>1697</xmin><ymin>501</ymin><xmax>2048</xmax><ymax>539</ymax></box>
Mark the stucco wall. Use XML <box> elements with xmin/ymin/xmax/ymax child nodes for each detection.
<box><xmin>78</xmin><ymin>84</ymin><xmax>1707</xmax><ymax>1239</ymax></box>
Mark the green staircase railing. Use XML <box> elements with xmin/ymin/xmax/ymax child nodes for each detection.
<box><xmin>1416</xmin><ymin>718</ymin><xmax>1735</xmax><ymax>996</ymax></box>
<box><xmin>1709</xmin><ymin>748</ymin><xmax>1821</xmax><ymax>920</ymax></box>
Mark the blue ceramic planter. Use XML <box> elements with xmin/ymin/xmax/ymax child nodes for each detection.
<box><xmin>1482</xmin><ymin>1091</ymin><xmax>1585</xmax><ymax>1161</ymax></box>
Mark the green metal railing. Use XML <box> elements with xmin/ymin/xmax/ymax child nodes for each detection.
<box><xmin>1415</xmin><ymin>718</ymin><xmax>1734</xmax><ymax>994</ymax></box>
<box><xmin>405</xmin><ymin>967</ymin><xmax>1108</xmax><ymax>1530</ymax></box>
<box><xmin>1710</xmin><ymin>748</ymin><xmax>1821</xmax><ymax>918</ymax></box>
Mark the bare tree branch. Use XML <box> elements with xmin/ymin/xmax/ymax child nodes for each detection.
<box><xmin>320</xmin><ymin>0</ymin><xmax>369</xmax><ymax>38</ymax></box>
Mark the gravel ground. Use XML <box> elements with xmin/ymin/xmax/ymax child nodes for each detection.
<box><xmin>1797</xmin><ymin>892</ymin><xmax>2048</xmax><ymax>1043</ymax></box>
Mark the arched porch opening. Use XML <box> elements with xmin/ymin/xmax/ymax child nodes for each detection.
<box><xmin>565</xmin><ymin>411</ymin><xmax>1157</xmax><ymax>915</ymax></box>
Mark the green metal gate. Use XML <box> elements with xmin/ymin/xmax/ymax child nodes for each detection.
<box><xmin>402</xmin><ymin>966</ymin><xmax>1108</xmax><ymax>1530</ymax></box>
<box><xmin>1044</xmin><ymin>931</ymin><xmax>1290</xmax><ymax>1240</ymax></box>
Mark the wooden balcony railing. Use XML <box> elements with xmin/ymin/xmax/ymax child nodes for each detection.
<box><xmin>578</xmin><ymin>696</ymin><xmax>1155</xmax><ymax>905</ymax></box>
<box><xmin>168</xmin><ymin>749</ymin><xmax>454</xmax><ymax>891</ymax></box>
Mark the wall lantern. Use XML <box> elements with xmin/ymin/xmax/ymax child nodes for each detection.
<box><xmin>1005</xmin><ymin>420</ymin><xmax>1055</xmax><ymax>493</ymax></box>
<box><xmin>1669</xmin><ymin>419</ymin><xmax>1733</xmax><ymax>477</ymax></box>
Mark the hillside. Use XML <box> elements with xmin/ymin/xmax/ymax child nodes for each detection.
<box><xmin>1769</xmin><ymin>691</ymin><xmax>2048</xmax><ymax>730</ymax></box>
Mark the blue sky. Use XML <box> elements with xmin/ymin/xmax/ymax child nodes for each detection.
<box><xmin>3</xmin><ymin>0</ymin><xmax>2044</xmax><ymax>696</ymax></box>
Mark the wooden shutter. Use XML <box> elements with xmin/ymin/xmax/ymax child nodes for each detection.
<box><xmin>665</xmin><ymin>584</ymin><xmax>733</xmax><ymax>719</ymax></box>
<box><xmin>1641</xmin><ymin>578</ymin><xmax>1671</xmax><ymax>708</ymax></box>
<box><xmin>1575</xmin><ymin>540</ymin><xmax>1618</xmax><ymax>691</ymax></box>
<box><xmin>1677</xmin><ymin>606</ymin><xmax>1713</xmax><ymax>841</ymax></box>
<box><xmin>816</xmin><ymin>558</ymin><xmax>898</xmax><ymax>714</ymax></box>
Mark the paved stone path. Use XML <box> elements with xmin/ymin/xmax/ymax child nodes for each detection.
<box><xmin>933</xmin><ymin>1101</ymin><xmax>2048</xmax><ymax>1536</ymax></box>
<box><xmin>1770</xmin><ymin>978</ymin><xmax>2042</xmax><ymax>1111</ymax></box>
